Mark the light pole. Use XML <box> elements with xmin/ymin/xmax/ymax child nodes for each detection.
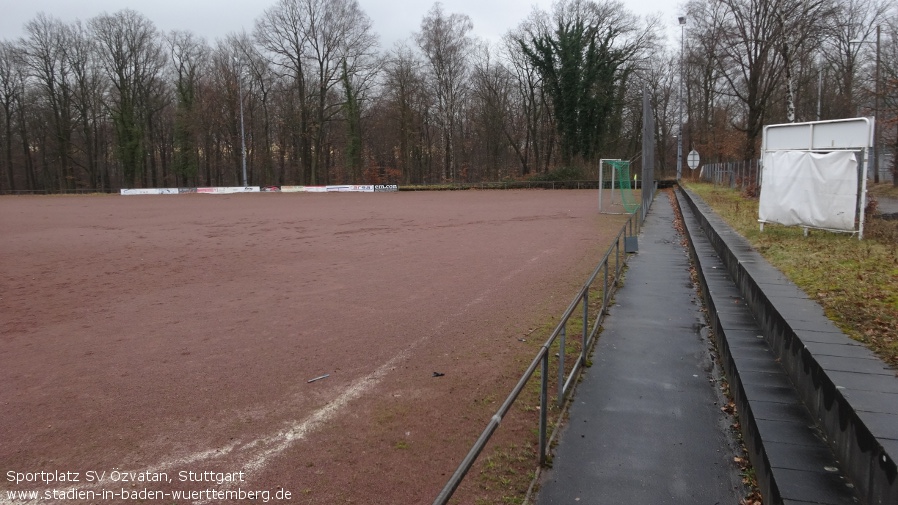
<box><xmin>817</xmin><ymin>56</ymin><xmax>823</xmax><ymax>121</ymax></box>
<box><xmin>874</xmin><ymin>24</ymin><xmax>881</xmax><ymax>185</ymax></box>
<box><xmin>677</xmin><ymin>16</ymin><xmax>686</xmax><ymax>180</ymax></box>
<box><xmin>850</xmin><ymin>26</ymin><xmax>881</xmax><ymax>184</ymax></box>
<box><xmin>234</xmin><ymin>57</ymin><xmax>248</xmax><ymax>187</ymax></box>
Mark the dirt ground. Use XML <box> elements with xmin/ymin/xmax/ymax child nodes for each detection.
<box><xmin>0</xmin><ymin>190</ymin><xmax>627</xmax><ymax>504</ymax></box>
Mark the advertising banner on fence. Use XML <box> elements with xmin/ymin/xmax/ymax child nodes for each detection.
<box><xmin>196</xmin><ymin>187</ymin><xmax>261</xmax><ymax>194</ymax></box>
<box><xmin>121</xmin><ymin>188</ymin><xmax>180</xmax><ymax>195</ymax></box>
<box><xmin>121</xmin><ymin>185</ymin><xmax>394</xmax><ymax>195</ymax></box>
<box><xmin>274</xmin><ymin>185</ymin><xmax>377</xmax><ymax>193</ymax></box>
<box><xmin>324</xmin><ymin>185</ymin><xmax>375</xmax><ymax>192</ymax></box>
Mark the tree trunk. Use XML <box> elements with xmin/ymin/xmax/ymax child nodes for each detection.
<box><xmin>3</xmin><ymin>110</ymin><xmax>14</xmax><ymax>191</ymax></box>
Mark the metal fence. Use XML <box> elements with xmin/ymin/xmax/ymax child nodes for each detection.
<box><xmin>431</xmin><ymin>203</ymin><xmax>647</xmax><ymax>505</ymax></box>
<box><xmin>403</xmin><ymin>180</ymin><xmax>606</xmax><ymax>191</ymax></box>
<box><xmin>0</xmin><ymin>180</ymin><xmax>611</xmax><ymax>195</ymax></box>
<box><xmin>0</xmin><ymin>188</ymin><xmax>118</xmax><ymax>195</ymax></box>
<box><xmin>699</xmin><ymin>155</ymin><xmax>896</xmax><ymax>190</ymax></box>
<box><xmin>699</xmin><ymin>159</ymin><xmax>762</xmax><ymax>190</ymax></box>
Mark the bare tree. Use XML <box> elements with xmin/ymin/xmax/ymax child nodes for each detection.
<box><xmin>504</xmin><ymin>15</ymin><xmax>553</xmax><ymax>175</ymax></box>
<box><xmin>0</xmin><ymin>42</ymin><xmax>36</xmax><ymax>190</ymax></box>
<box><xmin>776</xmin><ymin>0</ymin><xmax>834</xmax><ymax>123</ymax></box>
<box><xmin>881</xmin><ymin>13</ymin><xmax>898</xmax><ymax>185</ymax></box>
<box><xmin>167</xmin><ymin>30</ymin><xmax>208</xmax><ymax>186</ymax></box>
<box><xmin>469</xmin><ymin>43</ymin><xmax>518</xmax><ymax>180</ymax></box>
<box><xmin>20</xmin><ymin>13</ymin><xmax>78</xmax><ymax>190</ymax></box>
<box><xmin>254</xmin><ymin>0</ymin><xmax>314</xmax><ymax>184</ymax></box>
<box><xmin>231</xmin><ymin>32</ymin><xmax>278</xmax><ymax>184</ymax></box>
<box><xmin>715</xmin><ymin>0</ymin><xmax>795</xmax><ymax>159</ymax></box>
<box><xmin>638</xmin><ymin>49</ymin><xmax>677</xmax><ymax>175</ymax></box>
<box><xmin>66</xmin><ymin>21</ymin><xmax>107</xmax><ymax>190</ymax></box>
<box><xmin>415</xmin><ymin>2</ymin><xmax>473</xmax><ymax>181</ymax></box>
<box><xmin>255</xmin><ymin>0</ymin><xmax>377</xmax><ymax>185</ymax></box>
<box><xmin>90</xmin><ymin>9</ymin><xmax>165</xmax><ymax>187</ymax></box>
<box><xmin>685</xmin><ymin>0</ymin><xmax>738</xmax><ymax>162</ymax></box>
<box><xmin>0</xmin><ymin>41</ymin><xmax>24</xmax><ymax>191</ymax></box>
<box><xmin>305</xmin><ymin>0</ymin><xmax>378</xmax><ymax>184</ymax></box>
<box><xmin>378</xmin><ymin>42</ymin><xmax>434</xmax><ymax>184</ymax></box>
<box><xmin>820</xmin><ymin>0</ymin><xmax>891</xmax><ymax>118</ymax></box>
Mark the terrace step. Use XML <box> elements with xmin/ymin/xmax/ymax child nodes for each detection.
<box><xmin>677</xmin><ymin>187</ymin><xmax>897</xmax><ymax>505</ymax></box>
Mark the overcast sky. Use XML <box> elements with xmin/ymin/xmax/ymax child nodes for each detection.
<box><xmin>1</xmin><ymin>0</ymin><xmax>683</xmax><ymax>50</ymax></box>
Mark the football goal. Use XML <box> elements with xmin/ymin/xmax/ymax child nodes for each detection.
<box><xmin>598</xmin><ymin>159</ymin><xmax>640</xmax><ymax>214</ymax></box>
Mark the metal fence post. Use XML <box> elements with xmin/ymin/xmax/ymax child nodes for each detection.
<box><xmin>614</xmin><ymin>239</ymin><xmax>620</xmax><ymax>278</ymax></box>
<box><xmin>581</xmin><ymin>290</ymin><xmax>589</xmax><ymax>359</ymax></box>
<box><xmin>557</xmin><ymin>325</ymin><xmax>566</xmax><ymax>406</ymax></box>
<box><xmin>539</xmin><ymin>352</ymin><xmax>549</xmax><ymax>466</ymax></box>
<box><xmin>603</xmin><ymin>263</ymin><xmax>609</xmax><ymax>309</ymax></box>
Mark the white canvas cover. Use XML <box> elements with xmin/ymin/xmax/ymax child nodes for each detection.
<box><xmin>758</xmin><ymin>150</ymin><xmax>858</xmax><ymax>231</ymax></box>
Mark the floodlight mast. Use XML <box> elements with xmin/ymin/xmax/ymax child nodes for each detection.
<box><xmin>677</xmin><ymin>16</ymin><xmax>686</xmax><ymax>180</ymax></box>
<box><xmin>849</xmin><ymin>26</ymin><xmax>881</xmax><ymax>184</ymax></box>
<box><xmin>234</xmin><ymin>57</ymin><xmax>248</xmax><ymax>187</ymax></box>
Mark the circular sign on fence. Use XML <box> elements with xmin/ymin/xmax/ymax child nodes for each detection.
<box><xmin>687</xmin><ymin>150</ymin><xmax>700</xmax><ymax>170</ymax></box>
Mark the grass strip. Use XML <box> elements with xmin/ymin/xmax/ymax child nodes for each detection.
<box><xmin>684</xmin><ymin>182</ymin><xmax>898</xmax><ymax>369</ymax></box>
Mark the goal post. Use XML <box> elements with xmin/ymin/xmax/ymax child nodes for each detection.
<box><xmin>598</xmin><ymin>159</ymin><xmax>639</xmax><ymax>214</ymax></box>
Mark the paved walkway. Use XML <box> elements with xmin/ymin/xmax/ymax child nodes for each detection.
<box><xmin>537</xmin><ymin>197</ymin><xmax>744</xmax><ymax>504</ymax></box>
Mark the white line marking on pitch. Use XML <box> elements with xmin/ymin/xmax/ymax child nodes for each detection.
<box><xmin>239</xmin><ymin>351</ymin><xmax>408</xmax><ymax>475</ymax></box>
<box><xmin>0</xmin><ymin>249</ymin><xmax>553</xmax><ymax>505</ymax></box>
<box><xmin>0</xmin><ymin>354</ymin><xmax>410</xmax><ymax>505</ymax></box>
<box><xmin>192</xmin><ymin>246</ymin><xmax>550</xmax><ymax>499</ymax></box>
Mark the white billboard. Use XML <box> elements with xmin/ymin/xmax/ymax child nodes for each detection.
<box><xmin>759</xmin><ymin>117</ymin><xmax>872</xmax><ymax>238</ymax></box>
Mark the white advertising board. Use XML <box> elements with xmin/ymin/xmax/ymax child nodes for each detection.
<box><xmin>121</xmin><ymin>188</ymin><xmax>180</xmax><ymax>195</ymax></box>
<box><xmin>196</xmin><ymin>187</ymin><xmax>260</xmax><ymax>194</ymax></box>
<box><xmin>759</xmin><ymin>150</ymin><xmax>858</xmax><ymax>231</ymax></box>
<box><xmin>759</xmin><ymin>117</ymin><xmax>871</xmax><ymax>238</ymax></box>
<box><xmin>763</xmin><ymin>117</ymin><xmax>873</xmax><ymax>151</ymax></box>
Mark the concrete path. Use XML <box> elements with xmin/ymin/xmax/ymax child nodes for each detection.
<box><xmin>536</xmin><ymin>196</ymin><xmax>744</xmax><ymax>504</ymax></box>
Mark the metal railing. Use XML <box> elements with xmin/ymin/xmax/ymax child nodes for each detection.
<box><xmin>432</xmin><ymin>205</ymin><xmax>646</xmax><ymax>505</ymax></box>
<box><xmin>403</xmin><ymin>180</ymin><xmax>606</xmax><ymax>191</ymax></box>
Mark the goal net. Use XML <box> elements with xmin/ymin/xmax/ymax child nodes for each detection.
<box><xmin>598</xmin><ymin>159</ymin><xmax>639</xmax><ymax>214</ymax></box>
